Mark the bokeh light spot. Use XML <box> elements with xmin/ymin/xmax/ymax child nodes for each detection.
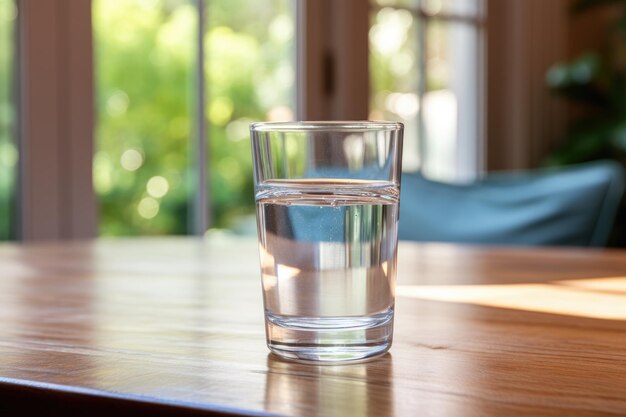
<box><xmin>369</xmin><ymin>8</ymin><xmax>413</xmax><ymax>56</ymax></box>
<box><xmin>146</xmin><ymin>175</ymin><xmax>169</xmax><ymax>198</ymax></box>
<box><xmin>209</xmin><ymin>96</ymin><xmax>234</xmax><ymax>126</ymax></box>
<box><xmin>269</xmin><ymin>14</ymin><xmax>293</xmax><ymax>43</ymax></box>
<box><xmin>423</xmin><ymin>0</ymin><xmax>443</xmax><ymax>16</ymax></box>
<box><xmin>226</xmin><ymin>118</ymin><xmax>254</xmax><ymax>142</ymax></box>
<box><xmin>106</xmin><ymin>90</ymin><xmax>130</xmax><ymax>116</ymax></box>
<box><xmin>0</xmin><ymin>142</ymin><xmax>18</xmax><ymax>168</ymax></box>
<box><xmin>137</xmin><ymin>197</ymin><xmax>159</xmax><ymax>219</ymax></box>
<box><xmin>384</xmin><ymin>92</ymin><xmax>420</xmax><ymax>118</ymax></box>
<box><xmin>120</xmin><ymin>149</ymin><xmax>144</xmax><ymax>171</ymax></box>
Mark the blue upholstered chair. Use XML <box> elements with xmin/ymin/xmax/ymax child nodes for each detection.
<box><xmin>399</xmin><ymin>161</ymin><xmax>626</xmax><ymax>246</ymax></box>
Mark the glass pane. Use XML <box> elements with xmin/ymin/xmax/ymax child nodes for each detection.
<box><xmin>423</xmin><ymin>20</ymin><xmax>480</xmax><ymax>182</ymax></box>
<box><xmin>369</xmin><ymin>7</ymin><xmax>421</xmax><ymax>172</ymax></box>
<box><xmin>205</xmin><ymin>0</ymin><xmax>295</xmax><ymax>234</ymax></box>
<box><xmin>0</xmin><ymin>0</ymin><xmax>17</xmax><ymax>240</ymax></box>
<box><xmin>93</xmin><ymin>0</ymin><xmax>196</xmax><ymax>236</ymax></box>
<box><xmin>422</xmin><ymin>0</ymin><xmax>484</xmax><ymax>18</ymax></box>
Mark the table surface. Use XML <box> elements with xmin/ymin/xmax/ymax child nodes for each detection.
<box><xmin>0</xmin><ymin>237</ymin><xmax>625</xmax><ymax>416</ymax></box>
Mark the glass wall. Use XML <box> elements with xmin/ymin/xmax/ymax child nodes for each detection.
<box><xmin>93</xmin><ymin>0</ymin><xmax>295</xmax><ymax>236</ymax></box>
<box><xmin>0</xmin><ymin>0</ymin><xmax>17</xmax><ymax>240</ymax></box>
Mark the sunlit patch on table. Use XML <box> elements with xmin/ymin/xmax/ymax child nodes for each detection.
<box><xmin>397</xmin><ymin>277</ymin><xmax>626</xmax><ymax>320</ymax></box>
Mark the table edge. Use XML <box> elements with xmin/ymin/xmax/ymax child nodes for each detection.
<box><xmin>0</xmin><ymin>377</ymin><xmax>283</xmax><ymax>417</ymax></box>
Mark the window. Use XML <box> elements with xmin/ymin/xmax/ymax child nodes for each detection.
<box><xmin>369</xmin><ymin>0</ymin><xmax>485</xmax><ymax>182</ymax></box>
<box><xmin>12</xmin><ymin>0</ymin><xmax>489</xmax><ymax>240</ymax></box>
<box><xmin>93</xmin><ymin>0</ymin><xmax>295</xmax><ymax>236</ymax></box>
<box><xmin>0</xmin><ymin>0</ymin><xmax>17</xmax><ymax>240</ymax></box>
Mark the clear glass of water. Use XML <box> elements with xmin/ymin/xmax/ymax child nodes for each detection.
<box><xmin>250</xmin><ymin>121</ymin><xmax>403</xmax><ymax>363</ymax></box>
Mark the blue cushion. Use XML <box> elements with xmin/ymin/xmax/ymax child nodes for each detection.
<box><xmin>398</xmin><ymin>161</ymin><xmax>625</xmax><ymax>246</ymax></box>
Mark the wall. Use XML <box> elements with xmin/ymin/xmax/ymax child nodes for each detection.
<box><xmin>486</xmin><ymin>0</ymin><xmax>569</xmax><ymax>171</ymax></box>
<box><xmin>487</xmin><ymin>0</ymin><xmax>625</xmax><ymax>172</ymax></box>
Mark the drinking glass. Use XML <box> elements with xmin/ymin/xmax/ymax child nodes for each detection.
<box><xmin>250</xmin><ymin>121</ymin><xmax>403</xmax><ymax>363</ymax></box>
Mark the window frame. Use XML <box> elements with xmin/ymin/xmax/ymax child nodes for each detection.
<box><xmin>17</xmin><ymin>0</ymin><xmax>96</xmax><ymax>241</ymax></box>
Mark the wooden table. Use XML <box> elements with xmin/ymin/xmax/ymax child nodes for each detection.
<box><xmin>0</xmin><ymin>237</ymin><xmax>625</xmax><ymax>416</ymax></box>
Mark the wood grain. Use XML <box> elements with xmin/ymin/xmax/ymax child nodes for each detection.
<box><xmin>0</xmin><ymin>237</ymin><xmax>625</xmax><ymax>416</ymax></box>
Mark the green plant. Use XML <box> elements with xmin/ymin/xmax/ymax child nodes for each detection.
<box><xmin>546</xmin><ymin>0</ymin><xmax>626</xmax><ymax>166</ymax></box>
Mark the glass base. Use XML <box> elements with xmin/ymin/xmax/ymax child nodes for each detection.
<box><xmin>265</xmin><ymin>311</ymin><xmax>394</xmax><ymax>364</ymax></box>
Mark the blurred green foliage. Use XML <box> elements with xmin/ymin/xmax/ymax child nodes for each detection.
<box><xmin>546</xmin><ymin>0</ymin><xmax>626</xmax><ymax>166</ymax></box>
<box><xmin>0</xmin><ymin>0</ymin><xmax>17</xmax><ymax>240</ymax></box>
<box><xmin>93</xmin><ymin>0</ymin><xmax>294</xmax><ymax>236</ymax></box>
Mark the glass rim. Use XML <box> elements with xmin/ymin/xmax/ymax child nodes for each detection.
<box><xmin>250</xmin><ymin>120</ymin><xmax>404</xmax><ymax>133</ymax></box>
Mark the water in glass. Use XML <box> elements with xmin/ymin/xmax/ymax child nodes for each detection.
<box><xmin>255</xmin><ymin>179</ymin><xmax>399</xmax><ymax>362</ymax></box>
